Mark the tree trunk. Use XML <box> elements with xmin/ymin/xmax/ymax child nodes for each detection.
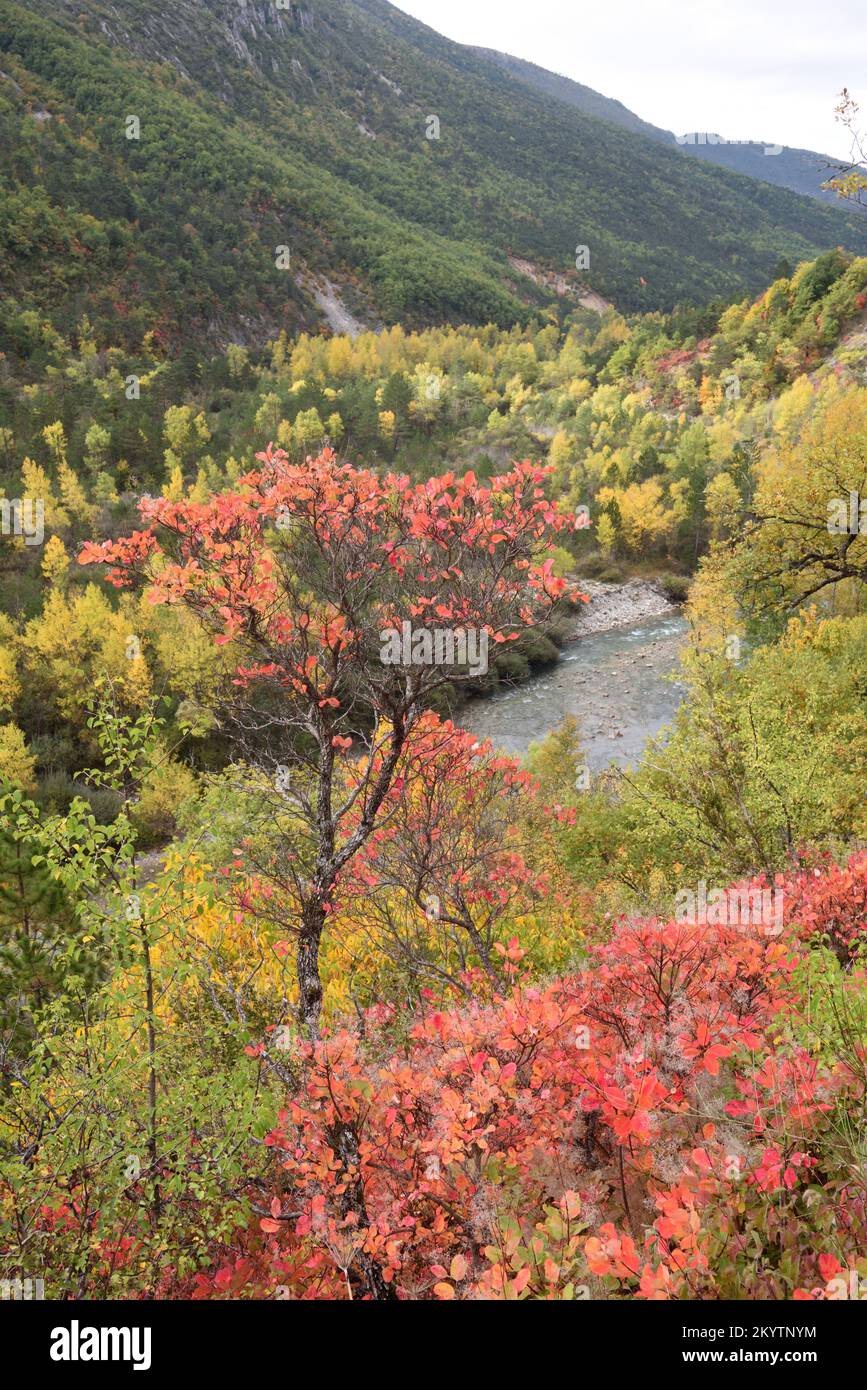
<box><xmin>297</xmin><ymin>898</ymin><xmax>325</xmax><ymax>1041</ymax></box>
<box><xmin>332</xmin><ymin>1120</ymin><xmax>396</xmax><ymax>1301</ymax></box>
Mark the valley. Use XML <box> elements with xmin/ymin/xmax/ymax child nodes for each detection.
<box><xmin>0</xmin><ymin>0</ymin><xmax>865</xmax><ymax>1322</ymax></box>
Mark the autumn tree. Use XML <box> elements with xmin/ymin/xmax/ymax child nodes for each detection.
<box><xmin>732</xmin><ymin>393</ymin><xmax>867</xmax><ymax>628</ymax></box>
<box><xmin>81</xmin><ymin>447</ymin><xmax>575</xmax><ymax>1037</ymax></box>
<box><xmin>330</xmin><ymin>719</ymin><xmax>544</xmax><ymax>1004</ymax></box>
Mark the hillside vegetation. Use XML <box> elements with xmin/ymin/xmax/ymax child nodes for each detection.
<box><xmin>4</xmin><ymin>0</ymin><xmax>867</xmax><ymax>364</ymax></box>
<box><xmin>0</xmin><ymin>2</ymin><xmax>866</xmax><ymax>1308</ymax></box>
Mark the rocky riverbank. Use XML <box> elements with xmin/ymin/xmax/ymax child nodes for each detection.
<box><xmin>459</xmin><ymin>579</ymin><xmax>689</xmax><ymax>764</ymax></box>
<box><xmin>567</xmin><ymin>578</ymin><xmax>681</xmax><ymax>638</ymax></box>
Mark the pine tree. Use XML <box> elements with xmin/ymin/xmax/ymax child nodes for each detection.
<box><xmin>0</xmin><ymin>826</ymin><xmax>81</xmax><ymax>1060</ymax></box>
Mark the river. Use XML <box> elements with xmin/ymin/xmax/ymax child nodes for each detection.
<box><xmin>460</xmin><ymin>612</ymin><xmax>688</xmax><ymax>768</ymax></box>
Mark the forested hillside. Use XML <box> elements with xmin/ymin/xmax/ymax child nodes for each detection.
<box><xmin>4</xmin><ymin>0</ymin><xmax>867</xmax><ymax>369</ymax></box>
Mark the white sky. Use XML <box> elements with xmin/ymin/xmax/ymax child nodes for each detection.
<box><xmin>393</xmin><ymin>0</ymin><xmax>863</xmax><ymax>161</ymax></box>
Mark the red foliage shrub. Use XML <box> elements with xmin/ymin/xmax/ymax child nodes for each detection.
<box><xmin>226</xmin><ymin>867</ymin><xmax>866</xmax><ymax>1300</ymax></box>
<box><xmin>782</xmin><ymin>851</ymin><xmax>867</xmax><ymax>965</ymax></box>
<box><xmin>157</xmin><ymin>858</ymin><xmax>867</xmax><ymax>1300</ymax></box>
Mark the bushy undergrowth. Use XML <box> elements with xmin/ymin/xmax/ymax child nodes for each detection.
<box><xmin>8</xmin><ymin>855</ymin><xmax>861</xmax><ymax>1301</ymax></box>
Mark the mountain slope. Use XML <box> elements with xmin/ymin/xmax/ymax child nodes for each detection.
<box><xmin>3</xmin><ymin>0</ymin><xmax>867</xmax><ymax>367</ymax></box>
<box><xmin>473</xmin><ymin>44</ymin><xmax>853</xmax><ymax>210</ymax></box>
<box><xmin>675</xmin><ymin>136</ymin><xmax>848</xmax><ymax>209</ymax></box>
<box><xmin>470</xmin><ymin>46</ymin><xmax>672</xmax><ymax>142</ymax></box>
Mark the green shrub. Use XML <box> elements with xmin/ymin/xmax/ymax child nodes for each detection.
<box><xmin>656</xmin><ymin>572</ymin><xmax>691</xmax><ymax>602</ymax></box>
<box><xmin>35</xmin><ymin>773</ymin><xmax>123</xmax><ymax>824</ymax></box>
<box><xmin>132</xmin><ymin>760</ymin><xmax>198</xmax><ymax>849</ymax></box>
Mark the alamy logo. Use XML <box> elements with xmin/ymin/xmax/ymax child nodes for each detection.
<box><xmin>379</xmin><ymin>621</ymin><xmax>488</xmax><ymax>677</ymax></box>
<box><xmin>826</xmin><ymin>1269</ymin><xmax>867</xmax><ymax>1300</ymax></box>
<box><xmin>0</xmin><ymin>497</ymin><xmax>43</xmax><ymax>546</ymax></box>
<box><xmin>827</xmin><ymin>491</ymin><xmax>866</xmax><ymax>534</ymax></box>
<box><xmin>1</xmin><ymin>1277</ymin><xmax>44</xmax><ymax>1299</ymax></box>
<box><xmin>676</xmin><ymin>132</ymin><xmax>782</xmax><ymax>156</ymax></box>
<box><xmin>674</xmin><ymin>879</ymin><xmax>784</xmax><ymax>936</ymax></box>
<box><xmin>50</xmin><ymin>1320</ymin><xmax>152</xmax><ymax>1371</ymax></box>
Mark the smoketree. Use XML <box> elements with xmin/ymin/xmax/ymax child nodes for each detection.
<box><xmin>82</xmin><ymin>447</ymin><xmax>576</xmax><ymax>1036</ymax></box>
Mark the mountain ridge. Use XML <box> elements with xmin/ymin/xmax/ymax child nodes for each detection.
<box><xmin>470</xmin><ymin>42</ymin><xmax>855</xmax><ymax>209</ymax></box>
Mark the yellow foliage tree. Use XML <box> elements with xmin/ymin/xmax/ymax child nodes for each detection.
<box><xmin>325</xmin><ymin>412</ymin><xmax>344</xmax><ymax>443</ymax></box>
<box><xmin>24</xmin><ymin>586</ymin><xmax>152</xmax><ymax>723</ymax></box>
<box><xmin>41</xmin><ymin>420</ymin><xmax>68</xmax><ymax>468</ymax></box>
<box><xmin>0</xmin><ymin>723</ymin><xmax>36</xmax><ymax>789</ymax></box>
<box><xmin>57</xmin><ymin>461</ymin><xmax>96</xmax><ymax>533</ymax></box>
<box><xmin>596</xmin><ymin>512</ymin><xmax>616</xmax><ymax>556</ymax></box>
<box><xmin>41</xmin><ymin>535</ymin><xmax>71</xmax><ymax>589</ymax></box>
<box><xmin>705</xmin><ymin>472</ymin><xmax>742</xmax><ymax>539</ymax></box>
<box><xmin>0</xmin><ymin>615</ymin><xmax>21</xmax><ymax>714</ymax></box>
<box><xmin>598</xmin><ymin>479</ymin><xmax>672</xmax><ymax>553</ymax></box>
<box><xmin>20</xmin><ymin>458</ymin><xmax>69</xmax><ymax>533</ymax></box>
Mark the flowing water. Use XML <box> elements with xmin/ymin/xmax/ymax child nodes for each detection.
<box><xmin>460</xmin><ymin>614</ymin><xmax>689</xmax><ymax>768</ymax></box>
